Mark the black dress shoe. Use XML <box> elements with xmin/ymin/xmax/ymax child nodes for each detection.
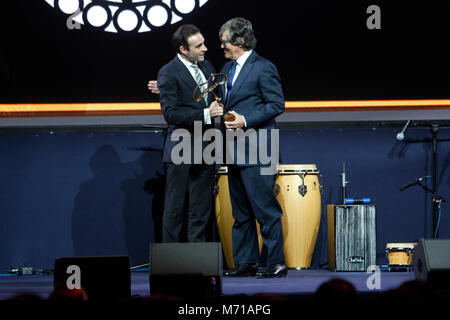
<box><xmin>256</xmin><ymin>263</ymin><xmax>288</xmax><ymax>278</ymax></box>
<box><xmin>224</xmin><ymin>263</ymin><xmax>258</xmax><ymax>277</ymax></box>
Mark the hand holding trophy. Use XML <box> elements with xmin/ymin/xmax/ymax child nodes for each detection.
<box><xmin>223</xmin><ymin>111</ymin><xmax>236</xmax><ymax>122</ymax></box>
<box><xmin>193</xmin><ymin>73</ymin><xmax>236</xmax><ymax>121</ymax></box>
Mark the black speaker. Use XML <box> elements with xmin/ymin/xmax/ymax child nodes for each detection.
<box><xmin>149</xmin><ymin>242</ymin><xmax>222</xmax><ymax>297</ymax></box>
<box><xmin>413</xmin><ymin>239</ymin><xmax>450</xmax><ymax>289</ymax></box>
<box><xmin>54</xmin><ymin>256</ymin><xmax>131</xmax><ymax>300</ymax></box>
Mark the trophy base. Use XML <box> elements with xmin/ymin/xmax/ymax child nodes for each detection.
<box><xmin>224</xmin><ymin>113</ymin><xmax>235</xmax><ymax>121</ymax></box>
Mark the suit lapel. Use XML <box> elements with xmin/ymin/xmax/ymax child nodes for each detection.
<box><xmin>226</xmin><ymin>51</ymin><xmax>256</xmax><ymax>108</ymax></box>
<box><xmin>220</xmin><ymin>62</ymin><xmax>232</xmax><ymax>103</ymax></box>
<box><xmin>174</xmin><ymin>56</ymin><xmax>207</xmax><ymax>107</ymax></box>
<box><xmin>198</xmin><ymin>61</ymin><xmax>212</xmax><ymax>80</ymax></box>
<box><xmin>198</xmin><ymin>61</ymin><xmax>213</xmax><ymax>105</ymax></box>
<box><xmin>174</xmin><ymin>56</ymin><xmax>197</xmax><ymax>89</ymax></box>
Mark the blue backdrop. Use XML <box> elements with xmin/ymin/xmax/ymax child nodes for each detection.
<box><xmin>1</xmin><ymin>126</ymin><xmax>449</xmax><ymax>270</ymax></box>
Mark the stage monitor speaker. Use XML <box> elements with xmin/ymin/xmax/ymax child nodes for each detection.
<box><xmin>54</xmin><ymin>256</ymin><xmax>131</xmax><ymax>300</ymax></box>
<box><xmin>413</xmin><ymin>239</ymin><xmax>450</xmax><ymax>289</ymax></box>
<box><xmin>149</xmin><ymin>242</ymin><xmax>222</xmax><ymax>297</ymax></box>
<box><xmin>327</xmin><ymin>204</ymin><xmax>377</xmax><ymax>271</ymax></box>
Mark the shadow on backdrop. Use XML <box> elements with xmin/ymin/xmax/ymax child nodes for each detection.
<box><xmin>72</xmin><ymin>145</ymin><xmax>129</xmax><ymax>257</ymax></box>
<box><xmin>72</xmin><ymin>145</ymin><xmax>164</xmax><ymax>265</ymax></box>
<box><xmin>122</xmin><ymin>150</ymin><xmax>162</xmax><ymax>265</ymax></box>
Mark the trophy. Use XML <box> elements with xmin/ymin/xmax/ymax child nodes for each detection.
<box><xmin>193</xmin><ymin>73</ymin><xmax>236</xmax><ymax>121</ymax></box>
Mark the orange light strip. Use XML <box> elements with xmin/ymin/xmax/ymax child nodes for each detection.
<box><xmin>1</xmin><ymin>99</ymin><xmax>450</xmax><ymax>117</ymax></box>
<box><xmin>0</xmin><ymin>102</ymin><xmax>162</xmax><ymax>117</ymax></box>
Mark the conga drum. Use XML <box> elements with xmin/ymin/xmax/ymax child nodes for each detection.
<box><xmin>386</xmin><ymin>243</ymin><xmax>417</xmax><ymax>267</ymax></box>
<box><xmin>214</xmin><ymin>167</ymin><xmax>263</xmax><ymax>269</ymax></box>
<box><xmin>276</xmin><ymin>164</ymin><xmax>322</xmax><ymax>269</ymax></box>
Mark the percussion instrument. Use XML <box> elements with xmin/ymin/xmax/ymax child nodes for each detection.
<box><xmin>386</xmin><ymin>243</ymin><xmax>417</xmax><ymax>266</ymax></box>
<box><xmin>328</xmin><ymin>204</ymin><xmax>377</xmax><ymax>271</ymax></box>
<box><xmin>276</xmin><ymin>164</ymin><xmax>322</xmax><ymax>269</ymax></box>
<box><xmin>215</xmin><ymin>164</ymin><xmax>322</xmax><ymax>269</ymax></box>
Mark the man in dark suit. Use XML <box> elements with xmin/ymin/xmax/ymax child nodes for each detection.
<box><xmin>157</xmin><ymin>24</ymin><xmax>223</xmax><ymax>242</ymax></box>
<box><xmin>218</xmin><ymin>18</ymin><xmax>287</xmax><ymax>278</ymax></box>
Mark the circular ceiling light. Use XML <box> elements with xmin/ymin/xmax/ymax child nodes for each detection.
<box><xmin>146</xmin><ymin>5</ymin><xmax>169</xmax><ymax>27</ymax></box>
<box><xmin>115</xmin><ymin>9</ymin><xmax>141</xmax><ymax>32</ymax></box>
<box><xmin>44</xmin><ymin>0</ymin><xmax>210</xmax><ymax>33</ymax></box>
<box><xmin>85</xmin><ymin>5</ymin><xmax>109</xmax><ymax>28</ymax></box>
<box><xmin>58</xmin><ymin>0</ymin><xmax>81</xmax><ymax>14</ymax></box>
<box><xmin>173</xmin><ymin>0</ymin><xmax>196</xmax><ymax>15</ymax></box>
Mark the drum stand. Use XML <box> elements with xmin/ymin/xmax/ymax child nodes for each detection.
<box><xmin>402</xmin><ymin>123</ymin><xmax>449</xmax><ymax>238</ymax></box>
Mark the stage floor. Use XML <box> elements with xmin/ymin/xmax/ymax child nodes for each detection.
<box><xmin>0</xmin><ymin>269</ymin><xmax>415</xmax><ymax>300</ymax></box>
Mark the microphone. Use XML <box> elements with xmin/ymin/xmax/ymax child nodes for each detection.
<box><xmin>399</xmin><ymin>176</ymin><xmax>431</xmax><ymax>191</ymax></box>
<box><xmin>396</xmin><ymin>120</ymin><xmax>411</xmax><ymax>140</ymax></box>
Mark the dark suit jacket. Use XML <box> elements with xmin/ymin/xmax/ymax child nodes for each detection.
<box><xmin>219</xmin><ymin>51</ymin><xmax>285</xmax><ymax>166</ymax></box>
<box><xmin>158</xmin><ymin>56</ymin><xmax>216</xmax><ymax>163</ymax></box>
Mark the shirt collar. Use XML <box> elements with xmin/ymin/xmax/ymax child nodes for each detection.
<box><xmin>235</xmin><ymin>49</ymin><xmax>253</xmax><ymax>67</ymax></box>
<box><xmin>177</xmin><ymin>53</ymin><xmax>198</xmax><ymax>69</ymax></box>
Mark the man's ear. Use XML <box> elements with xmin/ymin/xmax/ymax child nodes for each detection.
<box><xmin>236</xmin><ymin>37</ymin><xmax>245</xmax><ymax>47</ymax></box>
<box><xmin>179</xmin><ymin>45</ymin><xmax>188</xmax><ymax>55</ymax></box>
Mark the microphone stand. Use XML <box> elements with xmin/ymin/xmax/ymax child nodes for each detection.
<box><xmin>396</xmin><ymin>120</ymin><xmax>411</xmax><ymax>140</ymax></box>
<box><xmin>403</xmin><ymin>123</ymin><xmax>450</xmax><ymax>238</ymax></box>
<box><xmin>416</xmin><ymin>180</ymin><xmax>446</xmax><ymax>238</ymax></box>
<box><xmin>340</xmin><ymin>162</ymin><xmax>348</xmax><ymax>205</ymax></box>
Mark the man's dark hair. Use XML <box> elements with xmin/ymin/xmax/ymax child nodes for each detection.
<box><xmin>219</xmin><ymin>17</ymin><xmax>257</xmax><ymax>51</ymax></box>
<box><xmin>172</xmin><ymin>24</ymin><xmax>201</xmax><ymax>54</ymax></box>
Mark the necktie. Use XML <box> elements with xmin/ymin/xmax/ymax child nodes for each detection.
<box><xmin>225</xmin><ymin>61</ymin><xmax>238</xmax><ymax>104</ymax></box>
<box><xmin>192</xmin><ymin>64</ymin><xmax>207</xmax><ymax>104</ymax></box>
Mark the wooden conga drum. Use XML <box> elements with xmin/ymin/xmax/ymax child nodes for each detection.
<box><xmin>215</xmin><ymin>166</ymin><xmax>262</xmax><ymax>269</ymax></box>
<box><xmin>276</xmin><ymin>164</ymin><xmax>322</xmax><ymax>269</ymax></box>
<box><xmin>386</xmin><ymin>243</ymin><xmax>417</xmax><ymax>267</ymax></box>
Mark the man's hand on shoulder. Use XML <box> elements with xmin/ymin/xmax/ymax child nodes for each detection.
<box><xmin>148</xmin><ymin>80</ymin><xmax>160</xmax><ymax>94</ymax></box>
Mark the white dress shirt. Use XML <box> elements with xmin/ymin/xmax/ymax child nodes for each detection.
<box><xmin>226</xmin><ymin>49</ymin><xmax>253</xmax><ymax>92</ymax></box>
